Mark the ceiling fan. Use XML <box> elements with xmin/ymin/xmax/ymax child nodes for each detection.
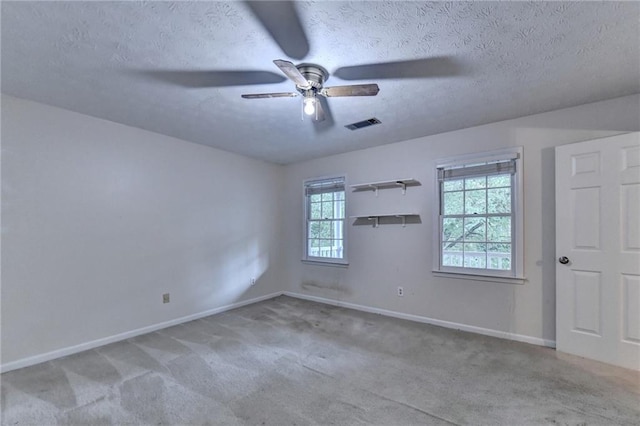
<box><xmin>140</xmin><ymin>1</ymin><xmax>463</xmax><ymax>129</ymax></box>
<box><xmin>241</xmin><ymin>60</ymin><xmax>380</xmax><ymax>122</ymax></box>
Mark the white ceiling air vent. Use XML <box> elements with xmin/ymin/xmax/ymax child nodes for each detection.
<box><xmin>345</xmin><ymin>118</ymin><xmax>381</xmax><ymax>130</ymax></box>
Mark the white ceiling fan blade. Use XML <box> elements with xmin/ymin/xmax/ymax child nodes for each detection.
<box><xmin>333</xmin><ymin>57</ymin><xmax>464</xmax><ymax>80</ymax></box>
<box><xmin>241</xmin><ymin>92</ymin><xmax>298</xmax><ymax>99</ymax></box>
<box><xmin>321</xmin><ymin>84</ymin><xmax>380</xmax><ymax>97</ymax></box>
<box><xmin>245</xmin><ymin>1</ymin><xmax>310</xmax><ymax>60</ymax></box>
<box><xmin>312</xmin><ymin>96</ymin><xmax>334</xmax><ymax>132</ymax></box>
<box><xmin>273</xmin><ymin>59</ymin><xmax>310</xmax><ymax>88</ymax></box>
<box><xmin>137</xmin><ymin>70</ymin><xmax>286</xmax><ymax>88</ymax></box>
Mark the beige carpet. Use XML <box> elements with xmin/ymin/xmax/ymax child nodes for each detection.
<box><xmin>2</xmin><ymin>296</ymin><xmax>639</xmax><ymax>425</ymax></box>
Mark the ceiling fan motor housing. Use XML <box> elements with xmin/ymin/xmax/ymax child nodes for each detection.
<box><xmin>295</xmin><ymin>64</ymin><xmax>329</xmax><ymax>93</ymax></box>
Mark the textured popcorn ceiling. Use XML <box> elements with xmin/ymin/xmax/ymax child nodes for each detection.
<box><xmin>2</xmin><ymin>1</ymin><xmax>639</xmax><ymax>164</ymax></box>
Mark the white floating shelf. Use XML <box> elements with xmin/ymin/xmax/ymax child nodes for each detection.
<box><xmin>350</xmin><ymin>178</ymin><xmax>421</xmax><ymax>195</ymax></box>
<box><xmin>350</xmin><ymin>213</ymin><xmax>420</xmax><ymax>228</ymax></box>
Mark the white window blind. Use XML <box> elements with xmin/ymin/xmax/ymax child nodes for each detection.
<box><xmin>305</xmin><ymin>178</ymin><xmax>345</xmax><ymax>195</ymax></box>
<box><xmin>438</xmin><ymin>159</ymin><xmax>517</xmax><ymax>181</ymax></box>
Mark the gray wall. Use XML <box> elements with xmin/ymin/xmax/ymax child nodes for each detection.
<box><xmin>1</xmin><ymin>95</ymin><xmax>285</xmax><ymax>366</ymax></box>
<box><xmin>281</xmin><ymin>94</ymin><xmax>640</xmax><ymax>345</ymax></box>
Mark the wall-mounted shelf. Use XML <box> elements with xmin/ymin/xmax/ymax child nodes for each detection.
<box><xmin>350</xmin><ymin>178</ymin><xmax>421</xmax><ymax>196</ymax></box>
<box><xmin>350</xmin><ymin>213</ymin><xmax>420</xmax><ymax>228</ymax></box>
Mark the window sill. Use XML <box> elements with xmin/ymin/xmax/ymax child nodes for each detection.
<box><xmin>302</xmin><ymin>259</ymin><xmax>349</xmax><ymax>268</ymax></box>
<box><xmin>432</xmin><ymin>270</ymin><xmax>526</xmax><ymax>285</ymax></box>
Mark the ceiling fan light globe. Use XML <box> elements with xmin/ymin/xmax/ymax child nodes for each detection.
<box><xmin>303</xmin><ymin>98</ymin><xmax>316</xmax><ymax>116</ymax></box>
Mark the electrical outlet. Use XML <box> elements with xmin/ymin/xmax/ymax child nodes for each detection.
<box><xmin>250</xmin><ymin>277</ymin><xmax>256</xmax><ymax>286</ymax></box>
<box><xmin>397</xmin><ymin>287</ymin><xmax>404</xmax><ymax>297</ymax></box>
<box><xmin>163</xmin><ymin>293</ymin><xmax>170</xmax><ymax>303</ymax></box>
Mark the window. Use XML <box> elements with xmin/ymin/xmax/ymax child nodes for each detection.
<box><xmin>434</xmin><ymin>148</ymin><xmax>523</xmax><ymax>280</ymax></box>
<box><xmin>304</xmin><ymin>176</ymin><xmax>347</xmax><ymax>264</ymax></box>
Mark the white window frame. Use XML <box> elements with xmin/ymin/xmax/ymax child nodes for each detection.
<box><xmin>433</xmin><ymin>147</ymin><xmax>525</xmax><ymax>283</ymax></box>
<box><xmin>303</xmin><ymin>175</ymin><xmax>348</xmax><ymax>266</ymax></box>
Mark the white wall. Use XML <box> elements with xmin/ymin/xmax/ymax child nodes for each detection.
<box><xmin>1</xmin><ymin>95</ymin><xmax>284</xmax><ymax>367</ymax></box>
<box><xmin>281</xmin><ymin>94</ymin><xmax>640</xmax><ymax>345</ymax></box>
<box><xmin>2</xmin><ymin>94</ymin><xmax>639</xmax><ymax>370</ymax></box>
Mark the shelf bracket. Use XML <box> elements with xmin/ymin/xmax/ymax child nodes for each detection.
<box><xmin>395</xmin><ymin>215</ymin><xmax>406</xmax><ymax>227</ymax></box>
<box><xmin>367</xmin><ymin>216</ymin><xmax>379</xmax><ymax>228</ymax></box>
<box><xmin>368</xmin><ymin>184</ymin><xmax>379</xmax><ymax>197</ymax></box>
<box><xmin>396</xmin><ymin>181</ymin><xmax>407</xmax><ymax>195</ymax></box>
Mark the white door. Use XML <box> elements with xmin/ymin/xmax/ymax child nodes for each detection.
<box><xmin>556</xmin><ymin>132</ymin><xmax>640</xmax><ymax>371</ymax></box>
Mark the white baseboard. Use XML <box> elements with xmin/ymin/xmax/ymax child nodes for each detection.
<box><xmin>1</xmin><ymin>290</ymin><xmax>556</xmax><ymax>373</ymax></box>
<box><xmin>0</xmin><ymin>292</ymin><xmax>283</xmax><ymax>373</ymax></box>
<box><xmin>283</xmin><ymin>291</ymin><xmax>556</xmax><ymax>349</ymax></box>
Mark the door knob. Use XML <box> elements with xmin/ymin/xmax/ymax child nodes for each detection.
<box><xmin>558</xmin><ymin>256</ymin><xmax>570</xmax><ymax>265</ymax></box>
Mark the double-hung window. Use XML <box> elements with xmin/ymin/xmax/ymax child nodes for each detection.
<box><xmin>435</xmin><ymin>148</ymin><xmax>523</xmax><ymax>281</ymax></box>
<box><xmin>304</xmin><ymin>176</ymin><xmax>347</xmax><ymax>265</ymax></box>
